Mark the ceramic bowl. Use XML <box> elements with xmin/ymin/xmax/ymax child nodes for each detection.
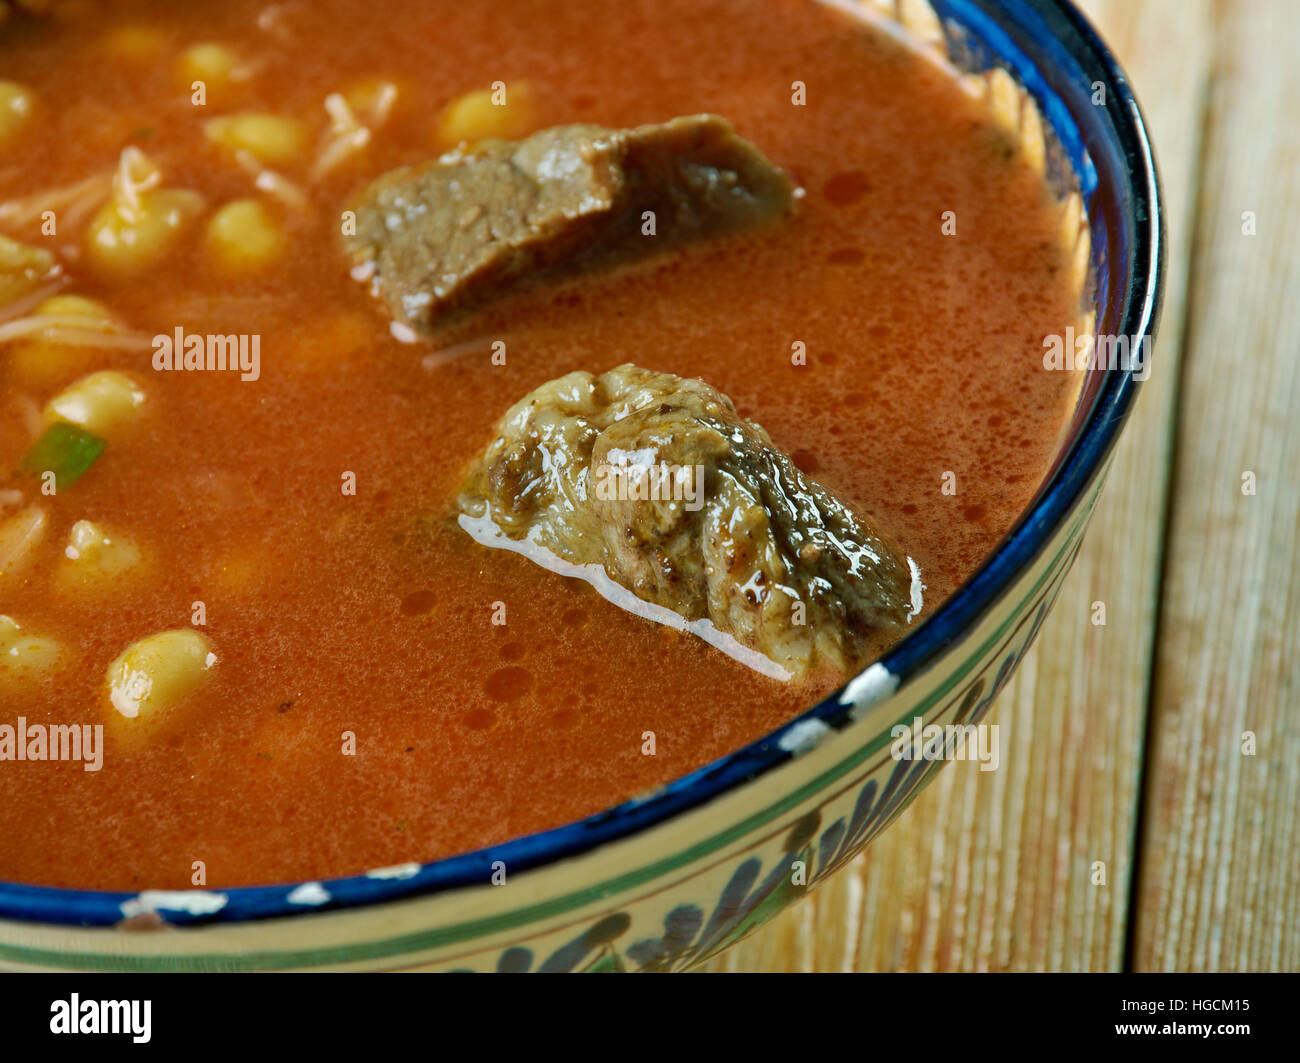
<box><xmin>0</xmin><ymin>0</ymin><xmax>1163</xmax><ymax>971</ymax></box>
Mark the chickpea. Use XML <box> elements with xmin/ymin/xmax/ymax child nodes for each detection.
<box><xmin>204</xmin><ymin>113</ymin><xmax>308</xmax><ymax>167</ymax></box>
<box><xmin>0</xmin><ymin>615</ymin><xmax>66</xmax><ymax>685</ymax></box>
<box><xmin>345</xmin><ymin>77</ymin><xmax>399</xmax><ymax>123</ymax></box>
<box><xmin>85</xmin><ymin>188</ymin><xmax>204</xmax><ymax>280</ymax></box>
<box><xmin>205</xmin><ymin>550</ymin><xmax>263</xmax><ymax>595</ymax></box>
<box><xmin>31</xmin><ymin>293</ymin><xmax>111</xmax><ymax>321</ymax></box>
<box><xmin>104</xmin><ymin>629</ymin><xmax>216</xmax><ymax>741</ymax></box>
<box><xmin>206</xmin><ymin>199</ymin><xmax>285</xmax><ymax>273</ymax></box>
<box><xmin>7</xmin><ymin>295</ymin><xmax>116</xmax><ymax>390</ymax></box>
<box><xmin>57</xmin><ymin>519</ymin><xmax>144</xmax><ymax>592</ymax></box>
<box><xmin>0</xmin><ymin>506</ymin><xmax>48</xmax><ymax>583</ymax></box>
<box><xmin>0</xmin><ymin>80</ymin><xmax>35</xmax><ymax>147</ymax></box>
<box><xmin>0</xmin><ymin>232</ymin><xmax>55</xmax><ymax>305</ymax></box>
<box><xmin>436</xmin><ymin>82</ymin><xmax>539</xmax><ymax>148</ymax></box>
<box><xmin>175</xmin><ymin>42</ymin><xmax>244</xmax><ymax>100</ymax></box>
<box><xmin>284</xmin><ymin>310</ymin><xmax>372</xmax><ymax>370</ymax></box>
<box><xmin>100</xmin><ymin>24</ymin><xmax>168</xmax><ymax>64</ymax></box>
<box><xmin>45</xmin><ymin>370</ymin><xmax>146</xmax><ymax>436</ymax></box>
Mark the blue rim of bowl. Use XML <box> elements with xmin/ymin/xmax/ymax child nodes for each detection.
<box><xmin>0</xmin><ymin>0</ymin><xmax>1164</xmax><ymax>928</ymax></box>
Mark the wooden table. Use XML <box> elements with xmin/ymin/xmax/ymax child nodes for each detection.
<box><xmin>704</xmin><ymin>0</ymin><xmax>1300</xmax><ymax>972</ymax></box>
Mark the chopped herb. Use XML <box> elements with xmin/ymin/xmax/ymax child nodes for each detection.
<box><xmin>20</xmin><ymin>422</ymin><xmax>106</xmax><ymax>488</ymax></box>
<box><xmin>130</xmin><ymin>126</ymin><xmax>155</xmax><ymax>140</ymax></box>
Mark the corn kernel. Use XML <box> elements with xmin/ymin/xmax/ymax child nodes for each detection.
<box><xmin>205</xmin><ymin>113</ymin><xmax>308</xmax><ymax>167</ymax></box>
<box><xmin>105</xmin><ymin>629</ymin><xmax>216</xmax><ymax>741</ymax></box>
<box><xmin>45</xmin><ymin>370</ymin><xmax>145</xmax><ymax>436</ymax></box>
<box><xmin>206</xmin><ymin>199</ymin><xmax>285</xmax><ymax>272</ymax></box>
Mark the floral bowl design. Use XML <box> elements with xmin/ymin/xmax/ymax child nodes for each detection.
<box><xmin>0</xmin><ymin>0</ymin><xmax>1162</xmax><ymax>972</ymax></box>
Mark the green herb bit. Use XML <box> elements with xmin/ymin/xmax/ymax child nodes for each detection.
<box><xmin>20</xmin><ymin>422</ymin><xmax>107</xmax><ymax>489</ymax></box>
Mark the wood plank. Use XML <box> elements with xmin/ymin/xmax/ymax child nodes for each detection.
<box><xmin>704</xmin><ymin>0</ymin><xmax>1212</xmax><ymax>971</ymax></box>
<box><xmin>1133</xmin><ymin>0</ymin><xmax>1300</xmax><ymax>973</ymax></box>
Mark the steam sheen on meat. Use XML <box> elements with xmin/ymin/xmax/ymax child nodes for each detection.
<box><xmin>345</xmin><ymin>115</ymin><xmax>796</xmax><ymax>330</ymax></box>
<box><xmin>459</xmin><ymin>365</ymin><xmax>918</xmax><ymax>679</ymax></box>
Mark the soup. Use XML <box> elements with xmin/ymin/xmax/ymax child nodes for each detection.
<box><xmin>0</xmin><ymin>0</ymin><xmax>1080</xmax><ymax>890</ymax></box>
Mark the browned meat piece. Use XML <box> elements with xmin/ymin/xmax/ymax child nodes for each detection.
<box><xmin>344</xmin><ymin>115</ymin><xmax>796</xmax><ymax>331</ymax></box>
<box><xmin>458</xmin><ymin>365</ymin><xmax>919</xmax><ymax>679</ymax></box>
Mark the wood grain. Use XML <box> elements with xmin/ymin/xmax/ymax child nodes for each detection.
<box><xmin>703</xmin><ymin>0</ymin><xmax>1215</xmax><ymax>972</ymax></box>
<box><xmin>1132</xmin><ymin>0</ymin><xmax>1300</xmax><ymax>972</ymax></box>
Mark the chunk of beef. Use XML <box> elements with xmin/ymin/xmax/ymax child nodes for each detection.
<box><xmin>345</xmin><ymin>115</ymin><xmax>795</xmax><ymax>331</ymax></box>
<box><xmin>458</xmin><ymin>365</ymin><xmax>919</xmax><ymax>679</ymax></box>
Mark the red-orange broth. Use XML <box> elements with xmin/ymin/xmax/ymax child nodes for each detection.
<box><xmin>0</xmin><ymin>0</ymin><xmax>1080</xmax><ymax>889</ymax></box>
